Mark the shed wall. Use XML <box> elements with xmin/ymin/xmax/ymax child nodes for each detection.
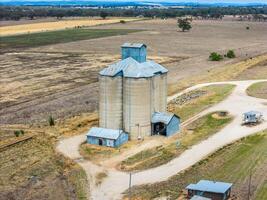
<box><xmin>99</xmin><ymin>75</ymin><xmax>123</xmax><ymax>129</ymax></box>
<box><xmin>166</xmin><ymin>116</ymin><xmax>180</xmax><ymax>136</ymax></box>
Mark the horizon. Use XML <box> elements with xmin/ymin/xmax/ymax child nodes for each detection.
<box><xmin>1</xmin><ymin>0</ymin><xmax>267</xmax><ymax>5</ymax></box>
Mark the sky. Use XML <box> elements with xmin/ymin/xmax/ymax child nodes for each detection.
<box><xmin>0</xmin><ymin>0</ymin><xmax>267</xmax><ymax>4</ymax></box>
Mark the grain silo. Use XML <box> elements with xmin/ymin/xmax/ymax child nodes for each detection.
<box><xmin>95</xmin><ymin>43</ymin><xmax>180</xmax><ymax>142</ymax></box>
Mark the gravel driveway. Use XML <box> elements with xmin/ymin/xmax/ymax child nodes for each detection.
<box><xmin>57</xmin><ymin>79</ymin><xmax>267</xmax><ymax>200</ymax></box>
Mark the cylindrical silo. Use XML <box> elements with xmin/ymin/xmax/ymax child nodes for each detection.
<box><xmin>159</xmin><ymin>73</ymin><xmax>167</xmax><ymax>112</ymax></box>
<box><xmin>151</xmin><ymin>73</ymin><xmax>167</xmax><ymax>113</ymax></box>
<box><xmin>99</xmin><ymin>75</ymin><xmax>123</xmax><ymax>129</ymax></box>
<box><xmin>123</xmin><ymin>77</ymin><xmax>152</xmax><ymax>140</ymax></box>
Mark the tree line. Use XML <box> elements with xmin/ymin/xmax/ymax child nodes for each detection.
<box><xmin>1</xmin><ymin>6</ymin><xmax>267</xmax><ymax>21</ymax></box>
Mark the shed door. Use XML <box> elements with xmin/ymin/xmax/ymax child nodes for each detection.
<box><xmin>106</xmin><ymin>139</ymin><xmax>114</xmax><ymax>147</ymax></box>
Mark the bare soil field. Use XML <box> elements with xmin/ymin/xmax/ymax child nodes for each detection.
<box><xmin>0</xmin><ymin>18</ymin><xmax>266</xmax><ymax>200</ymax></box>
<box><xmin>1</xmin><ymin>19</ymin><xmax>266</xmax><ymax>125</ymax></box>
<box><xmin>0</xmin><ymin>17</ymin><xmax>140</xmax><ymax>36</ymax></box>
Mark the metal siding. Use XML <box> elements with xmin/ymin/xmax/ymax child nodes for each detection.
<box><xmin>166</xmin><ymin>116</ymin><xmax>180</xmax><ymax>136</ymax></box>
<box><xmin>115</xmin><ymin>132</ymin><xmax>129</xmax><ymax>147</ymax></box>
<box><xmin>121</xmin><ymin>46</ymin><xmax>146</xmax><ymax>63</ymax></box>
<box><xmin>123</xmin><ymin>77</ymin><xmax>151</xmax><ymax>139</ymax></box>
<box><xmin>99</xmin><ymin>75</ymin><xmax>123</xmax><ymax>129</ymax></box>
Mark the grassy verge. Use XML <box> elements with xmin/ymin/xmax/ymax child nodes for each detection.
<box><xmin>119</xmin><ymin>111</ymin><xmax>233</xmax><ymax>172</ymax></box>
<box><xmin>0</xmin><ymin>131</ymin><xmax>87</xmax><ymax>199</ymax></box>
<box><xmin>246</xmin><ymin>81</ymin><xmax>267</xmax><ymax>100</ymax></box>
<box><xmin>126</xmin><ymin>130</ymin><xmax>267</xmax><ymax>200</ymax></box>
<box><xmin>168</xmin><ymin>84</ymin><xmax>235</xmax><ymax>121</ymax></box>
<box><xmin>168</xmin><ymin>54</ymin><xmax>267</xmax><ymax>96</ymax></box>
<box><xmin>0</xmin><ymin>28</ymin><xmax>141</xmax><ymax>49</ymax></box>
<box><xmin>67</xmin><ymin>165</ymin><xmax>88</xmax><ymax>200</ymax></box>
<box><xmin>79</xmin><ymin>139</ymin><xmax>140</xmax><ymax>162</ymax></box>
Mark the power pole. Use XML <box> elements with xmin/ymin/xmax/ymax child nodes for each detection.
<box><xmin>247</xmin><ymin>170</ymin><xmax>252</xmax><ymax>200</ymax></box>
<box><xmin>129</xmin><ymin>172</ymin><xmax>132</xmax><ymax>200</ymax></box>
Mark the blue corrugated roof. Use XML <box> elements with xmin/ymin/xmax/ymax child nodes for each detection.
<box><xmin>121</xmin><ymin>43</ymin><xmax>146</xmax><ymax>48</ymax></box>
<box><xmin>244</xmin><ymin>111</ymin><xmax>262</xmax><ymax>116</ymax></box>
<box><xmin>99</xmin><ymin>57</ymin><xmax>168</xmax><ymax>78</ymax></box>
<box><xmin>190</xmin><ymin>196</ymin><xmax>211</xmax><ymax>200</ymax></box>
<box><xmin>87</xmin><ymin>127</ymin><xmax>124</xmax><ymax>140</ymax></box>
<box><xmin>186</xmin><ymin>180</ymin><xmax>233</xmax><ymax>194</ymax></box>
<box><xmin>152</xmin><ymin>112</ymin><xmax>176</xmax><ymax>124</ymax></box>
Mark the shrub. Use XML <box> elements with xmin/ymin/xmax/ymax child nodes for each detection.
<box><xmin>225</xmin><ymin>50</ymin><xmax>236</xmax><ymax>58</ymax></box>
<box><xmin>14</xmin><ymin>130</ymin><xmax>24</xmax><ymax>137</ymax></box>
<box><xmin>120</xmin><ymin>20</ymin><xmax>126</xmax><ymax>24</ymax></box>
<box><xmin>48</xmin><ymin>116</ymin><xmax>55</xmax><ymax>126</ymax></box>
<box><xmin>209</xmin><ymin>52</ymin><xmax>223</xmax><ymax>61</ymax></box>
<box><xmin>14</xmin><ymin>130</ymin><xmax>20</xmax><ymax>137</ymax></box>
<box><xmin>246</xmin><ymin>26</ymin><xmax>250</xmax><ymax>30</ymax></box>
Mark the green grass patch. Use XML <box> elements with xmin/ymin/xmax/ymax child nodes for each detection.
<box><xmin>119</xmin><ymin>112</ymin><xmax>232</xmax><ymax>172</ymax></box>
<box><xmin>126</xmin><ymin>130</ymin><xmax>267</xmax><ymax>200</ymax></box>
<box><xmin>246</xmin><ymin>81</ymin><xmax>267</xmax><ymax>100</ymax></box>
<box><xmin>0</xmin><ymin>28</ymin><xmax>141</xmax><ymax>49</ymax></box>
<box><xmin>68</xmin><ymin>166</ymin><xmax>88</xmax><ymax>200</ymax></box>
<box><xmin>169</xmin><ymin>84</ymin><xmax>235</xmax><ymax>121</ymax></box>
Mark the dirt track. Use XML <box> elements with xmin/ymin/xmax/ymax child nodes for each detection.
<box><xmin>57</xmin><ymin>79</ymin><xmax>267</xmax><ymax>200</ymax></box>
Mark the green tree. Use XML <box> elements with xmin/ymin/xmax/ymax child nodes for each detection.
<box><xmin>48</xmin><ymin>116</ymin><xmax>55</xmax><ymax>126</ymax></box>
<box><xmin>225</xmin><ymin>50</ymin><xmax>236</xmax><ymax>58</ymax></box>
<box><xmin>100</xmin><ymin>11</ymin><xmax>108</xmax><ymax>19</ymax></box>
<box><xmin>177</xmin><ymin>18</ymin><xmax>192</xmax><ymax>32</ymax></box>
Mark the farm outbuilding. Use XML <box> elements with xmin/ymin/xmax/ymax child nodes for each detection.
<box><xmin>86</xmin><ymin>127</ymin><xmax>128</xmax><ymax>148</ymax></box>
<box><xmin>186</xmin><ymin>180</ymin><xmax>232</xmax><ymax>200</ymax></box>
<box><xmin>242</xmin><ymin>111</ymin><xmax>263</xmax><ymax>124</ymax></box>
<box><xmin>151</xmin><ymin>112</ymin><xmax>180</xmax><ymax>136</ymax></box>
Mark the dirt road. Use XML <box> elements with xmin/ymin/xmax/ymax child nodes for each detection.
<box><xmin>57</xmin><ymin>79</ymin><xmax>267</xmax><ymax>200</ymax></box>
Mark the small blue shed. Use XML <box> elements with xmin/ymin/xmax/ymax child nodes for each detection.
<box><xmin>186</xmin><ymin>180</ymin><xmax>233</xmax><ymax>200</ymax></box>
<box><xmin>151</xmin><ymin>112</ymin><xmax>180</xmax><ymax>137</ymax></box>
<box><xmin>242</xmin><ymin>111</ymin><xmax>263</xmax><ymax>124</ymax></box>
<box><xmin>121</xmin><ymin>43</ymin><xmax>147</xmax><ymax>63</ymax></box>
<box><xmin>86</xmin><ymin>127</ymin><xmax>128</xmax><ymax>148</ymax></box>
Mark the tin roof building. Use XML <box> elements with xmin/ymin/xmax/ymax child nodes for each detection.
<box><xmin>186</xmin><ymin>180</ymin><xmax>233</xmax><ymax>200</ymax></box>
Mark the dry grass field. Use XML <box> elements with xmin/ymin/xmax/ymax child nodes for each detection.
<box><xmin>0</xmin><ymin>17</ymin><xmax>140</xmax><ymax>36</ymax></box>
<box><xmin>1</xmin><ymin>18</ymin><xmax>267</xmax><ymax>200</ymax></box>
<box><xmin>1</xmin><ymin>19</ymin><xmax>266</xmax><ymax>125</ymax></box>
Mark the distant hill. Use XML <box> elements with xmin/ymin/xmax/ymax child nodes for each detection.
<box><xmin>1</xmin><ymin>1</ymin><xmax>266</xmax><ymax>7</ymax></box>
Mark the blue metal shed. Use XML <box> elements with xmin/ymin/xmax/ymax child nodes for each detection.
<box><xmin>186</xmin><ymin>180</ymin><xmax>233</xmax><ymax>200</ymax></box>
<box><xmin>86</xmin><ymin>127</ymin><xmax>128</xmax><ymax>148</ymax></box>
<box><xmin>151</xmin><ymin>112</ymin><xmax>180</xmax><ymax>137</ymax></box>
<box><xmin>121</xmin><ymin>43</ymin><xmax>147</xmax><ymax>63</ymax></box>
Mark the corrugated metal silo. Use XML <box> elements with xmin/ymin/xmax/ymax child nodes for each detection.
<box><xmin>123</xmin><ymin>77</ymin><xmax>152</xmax><ymax>139</ymax></box>
<box><xmin>99</xmin><ymin>75</ymin><xmax>123</xmax><ymax>130</ymax></box>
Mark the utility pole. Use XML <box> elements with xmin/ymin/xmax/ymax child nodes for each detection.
<box><xmin>129</xmin><ymin>172</ymin><xmax>132</xmax><ymax>200</ymax></box>
<box><xmin>247</xmin><ymin>169</ymin><xmax>252</xmax><ymax>200</ymax></box>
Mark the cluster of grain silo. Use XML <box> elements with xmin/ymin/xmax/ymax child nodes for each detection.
<box><xmin>87</xmin><ymin>43</ymin><xmax>180</xmax><ymax>145</ymax></box>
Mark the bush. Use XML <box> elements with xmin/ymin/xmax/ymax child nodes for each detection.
<box><xmin>120</xmin><ymin>20</ymin><xmax>126</xmax><ymax>24</ymax></box>
<box><xmin>225</xmin><ymin>50</ymin><xmax>236</xmax><ymax>58</ymax></box>
<box><xmin>48</xmin><ymin>116</ymin><xmax>55</xmax><ymax>126</ymax></box>
<box><xmin>209</xmin><ymin>52</ymin><xmax>223</xmax><ymax>61</ymax></box>
<box><xmin>14</xmin><ymin>130</ymin><xmax>25</xmax><ymax>137</ymax></box>
<box><xmin>246</xmin><ymin>26</ymin><xmax>250</xmax><ymax>30</ymax></box>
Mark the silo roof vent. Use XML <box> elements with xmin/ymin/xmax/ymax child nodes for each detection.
<box><xmin>121</xmin><ymin>43</ymin><xmax>147</xmax><ymax>63</ymax></box>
